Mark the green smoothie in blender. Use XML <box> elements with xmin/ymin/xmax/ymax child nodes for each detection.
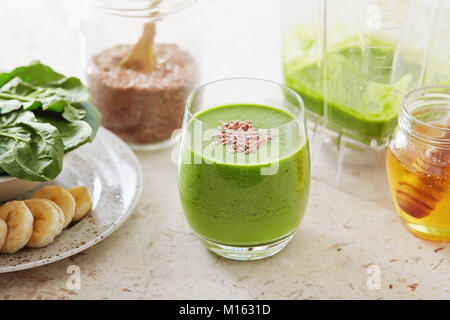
<box><xmin>283</xmin><ymin>26</ymin><xmax>414</xmax><ymax>140</ymax></box>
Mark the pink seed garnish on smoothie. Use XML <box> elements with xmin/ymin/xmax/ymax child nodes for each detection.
<box><xmin>213</xmin><ymin>120</ymin><xmax>274</xmax><ymax>154</ymax></box>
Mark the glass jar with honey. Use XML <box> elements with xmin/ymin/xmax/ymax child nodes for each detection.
<box><xmin>387</xmin><ymin>85</ymin><xmax>450</xmax><ymax>241</ymax></box>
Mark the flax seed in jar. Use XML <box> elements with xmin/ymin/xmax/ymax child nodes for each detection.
<box><xmin>81</xmin><ymin>0</ymin><xmax>201</xmax><ymax>150</ymax></box>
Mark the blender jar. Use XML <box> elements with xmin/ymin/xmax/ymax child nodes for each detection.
<box><xmin>281</xmin><ymin>0</ymin><xmax>450</xmax><ymax>199</ymax></box>
<box><xmin>81</xmin><ymin>0</ymin><xmax>201</xmax><ymax>150</ymax></box>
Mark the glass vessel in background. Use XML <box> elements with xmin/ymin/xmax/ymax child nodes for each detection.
<box><xmin>81</xmin><ymin>0</ymin><xmax>201</xmax><ymax>150</ymax></box>
<box><xmin>387</xmin><ymin>86</ymin><xmax>450</xmax><ymax>241</ymax></box>
<box><xmin>178</xmin><ymin>78</ymin><xmax>310</xmax><ymax>260</ymax></box>
<box><xmin>282</xmin><ymin>0</ymin><xmax>450</xmax><ymax>200</ymax></box>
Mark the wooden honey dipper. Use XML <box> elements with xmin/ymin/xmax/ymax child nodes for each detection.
<box><xmin>395</xmin><ymin>120</ymin><xmax>450</xmax><ymax>219</ymax></box>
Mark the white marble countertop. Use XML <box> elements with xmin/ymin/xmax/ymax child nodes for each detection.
<box><xmin>0</xmin><ymin>0</ymin><xmax>449</xmax><ymax>300</ymax></box>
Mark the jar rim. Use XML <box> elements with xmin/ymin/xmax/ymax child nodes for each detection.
<box><xmin>89</xmin><ymin>0</ymin><xmax>198</xmax><ymax>19</ymax></box>
<box><xmin>400</xmin><ymin>85</ymin><xmax>450</xmax><ymax>146</ymax></box>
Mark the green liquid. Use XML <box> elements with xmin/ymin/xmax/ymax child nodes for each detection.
<box><xmin>178</xmin><ymin>104</ymin><xmax>310</xmax><ymax>245</ymax></box>
<box><xmin>283</xmin><ymin>30</ymin><xmax>413</xmax><ymax>139</ymax></box>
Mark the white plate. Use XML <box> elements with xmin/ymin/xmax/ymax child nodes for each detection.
<box><xmin>0</xmin><ymin>127</ymin><xmax>143</xmax><ymax>273</ymax></box>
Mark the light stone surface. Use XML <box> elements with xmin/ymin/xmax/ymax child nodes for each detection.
<box><xmin>0</xmin><ymin>0</ymin><xmax>449</xmax><ymax>300</ymax></box>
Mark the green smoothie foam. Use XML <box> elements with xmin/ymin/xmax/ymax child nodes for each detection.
<box><xmin>178</xmin><ymin>104</ymin><xmax>310</xmax><ymax>245</ymax></box>
<box><xmin>283</xmin><ymin>26</ymin><xmax>413</xmax><ymax>139</ymax></box>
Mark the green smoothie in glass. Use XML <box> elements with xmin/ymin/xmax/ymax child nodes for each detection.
<box><xmin>178</xmin><ymin>79</ymin><xmax>310</xmax><ymax>260</ymax></box>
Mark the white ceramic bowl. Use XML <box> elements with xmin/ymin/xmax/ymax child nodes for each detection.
<box><xmin>0</xmin><ymin>175</ymin><xmax>41</xmax><ymax>202</ymax></box>
<box><xmin>0</xmin><ymin>68</ymin><xmax>42</xmax><ymax>202</ymax></box>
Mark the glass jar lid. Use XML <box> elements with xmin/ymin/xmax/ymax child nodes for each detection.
<box><xmin>90</xmin><ymin>0</ymin><xmax>198</xmax><ymax>19</ymax></box>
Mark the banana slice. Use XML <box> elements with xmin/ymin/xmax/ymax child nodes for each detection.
<box><xmin>32</xmin><ymin>186</ymin><xmax>76</xmax><ymax>228</ymax></box>
<box><xmin>68</xmin><ymin>186</ymin><xmax>93</xmax><ymax>222</ymax></box>
<box><xmin>46</xmin><ymin>200</ymin><xmax>65</xmax><ymax>234</ymax></box>
<box><xmin>0</xmin><ymin>219</ymin><xmax>7</xmax><ymax>251</ymax></box>
<box><xmin>24</xmin><ymin>199</ymin><xmax>62</xmax><ymax>248</ymax></box>
<box><xmin>0</xmin><ymin>201</ymin><xmax>33</xmax><ymax>254</ymax></box>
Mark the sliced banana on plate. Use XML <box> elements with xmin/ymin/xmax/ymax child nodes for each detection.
<box><xmin>68</xmin><ymin>186</ymin><xmax>93</xmax><ymax>222</ymax></box>
<box><xmin>0</xmin><ymin>185</ymin><xmax>93</xmax><ymax>254</ymax></box>
<box><xmin>0</xmin><ymin>201</ymin><xmax>34</xmax><ymax>254</ymax></box>
<box><xmin>24</xmin><ymin>199</ymin><xmax>64</xmax><ymax>248</ymax></box>
<box><xmin>32</xmin><ymin>186</ymin><xmax>76</xmax><ymax>228</ymax></box>
<box><xmin>0</xmin><ymin>218</ymin><xmax>7</xmax><ymax>251</ymax></box>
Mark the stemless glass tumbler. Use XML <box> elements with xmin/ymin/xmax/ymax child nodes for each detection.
<box><xmin>177</xmin><ymin>78</ymin><xmax>311</xmax><ymax>260</ymax></box>
<box><xmin>387</xmin><ymin>86</ymin><xmax>450</xmax><ymax>241</ymax></box>
<box><xmin>81</xmin><ymin>0</ymin><xmax>201</xmax><ymax>150</ymax></box>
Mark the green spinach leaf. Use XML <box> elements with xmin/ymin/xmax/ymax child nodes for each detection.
<box><xmin>0</xmin><ymin>110</ymin><xmax>36</xmax><ymax>127</ymax></box>
<box><xmin>78</xmin><ymin>101</ymin><xmax>101</xmax><ymax>140</ymax></box>
<box><xmin>0</xmin><ymin>62</ymin><xmax>101</xmax><ymax>181</ymax></box>
<box><xmin>0</xmin><ymin>98</ymin><xmax>24</xmax><ymax>114</ymax></box>
<box><xmin>37</xmin><ymin>114</ymin><xmax>92</xmax><ymax>153</ymax></box>
<box><xmin>0</xmin><ymin>121</ymin><xmax>64</xmax><ymax>181</ymax></box>
<box><xmin>62</xmin><ymin>103</ymin><xmax>87</xmax><ymax>122</ymax></box>
<box><xmin>0</xmin><ymin>62</ymin><xmax>89</xmax><ymax>101</ymax></box>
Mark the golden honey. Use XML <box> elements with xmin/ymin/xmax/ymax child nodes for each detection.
<box><xmin>387</xmin><ymin>147</ymin><xmax>450</xmax><ymax>240</ymax></box>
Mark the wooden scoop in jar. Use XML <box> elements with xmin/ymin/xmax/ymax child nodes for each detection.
<box><xmin>120</xmin><ymin>23</ymin><xmax>156</xmax><ymax>74</ymax></box>
<box><xmin>120</xmin><ymin>0</ymin><xmax>162</xmax><ymax>74</ymax></box>
<box><xmin>395</xmin><ymin>120</ymin><xmax>450</xmax><ymax>219</ymax></box>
